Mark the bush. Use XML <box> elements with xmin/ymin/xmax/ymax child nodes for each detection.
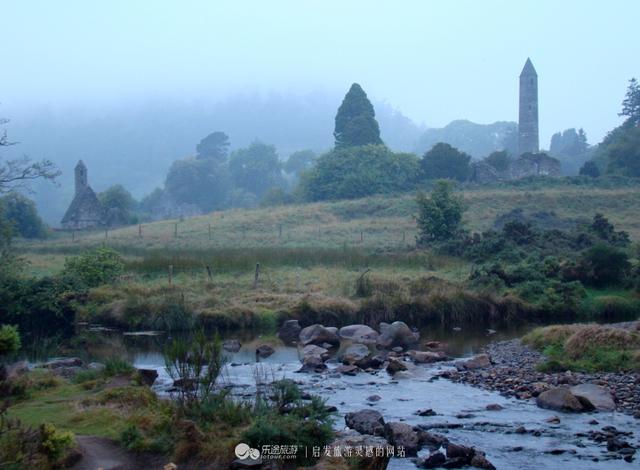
<box><xmin>578</xmin><ymin>244</ymin><xmax>631</xmax><ymax>287</ymax></box>
<box><xmin>420</xmin><ymin>142</ymin><xmax>471</xmax><ymax>182</ymax></box>
<box><xmin>564</xmin><ymin>325</ymin><xmax>640</xmax><ymax>359</ymax></box>
<box><xmin>416</xmin><ymin>180</ymin><xmax>464</xmax><ymax>245</ymax></box>
<box><xmin>164</xmin><ymin>331</ymin><xmax>225</xmax><ymax>408</ymax></box>
<box><xmin>0</xmin><ymin>324</ymin><xmax>20</xmax><ymax>356</ymax></box>
<box><xmin>62</xmin><ymin>247</ymin><xmax>124</xmax><ymax>288</ymax></box>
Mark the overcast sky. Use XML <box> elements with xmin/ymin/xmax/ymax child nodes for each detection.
<box><xmin>2</xmin><ymin>0</ymin><xmax>638</xmax><ymax>145</ymax></box>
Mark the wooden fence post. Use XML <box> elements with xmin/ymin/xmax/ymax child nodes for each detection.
<box><xmin>174</xmin><ymin>223</ymin><xmax>178</xmax><ymax>238</ymax></box>
<box><xmin>206</xmin><ymin>265</ymin><xmax>213</xmax><ymax>281</ymax></box>
<box><xmin>360</xmin><ymin>230</ymin><xmax>363</xmax><ymax>243</ymax></box>
<box><xmin>253</xmin><ymin>263</ymin><xmax>260</xmax><ymax>289</ymax></box>
<box><xmin>208</xmin><ymin>223</ymin><xmax>212</xmax><ymax>241</ymax></box>
<box><xmin>402</xmin><ymin>230</ymin><xmax>406</xmax><ymax>243</ymax></box>
<box><xmin>168</xmin><ymin>265</ymin><xmax>173</xmax><ymax>285</ymax></box>
<box><xmin>71</xmin><ymin>231</ymin><xmax>75</xmax><ymax>241</ymax></box>
<box><xmin>138</xmin><ymin>224</ymin><xmax>142</xmax><ymax>238</ymax></box>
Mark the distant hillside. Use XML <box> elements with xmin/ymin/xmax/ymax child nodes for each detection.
<box><xmin>414</xmin><ymin>120</ymin><xmax>517</xmax><ymax>158</ymax></box>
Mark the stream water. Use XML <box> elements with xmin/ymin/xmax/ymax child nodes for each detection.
<box><xmin>56</xmin><ymin>324</ymin><xmax>640</xmax><ymax>469</ymax></box>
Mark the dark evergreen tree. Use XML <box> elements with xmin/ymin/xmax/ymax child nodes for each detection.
<box><xmin>334</xmin><ymin>83</ymin><xmax>383</xmax><ymax>148</ymax></box>
<box><xmin>620</xmin><ymin>78</ymin><xmax>640</xmax><ymax>125</ymax></box>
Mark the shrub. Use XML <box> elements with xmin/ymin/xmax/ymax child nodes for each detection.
<box><xmin>62</xmin><ymin>247</ymin><xmax>124</xmax><ymax>288</ymax></box>
<box><xmin>416</xmin><ymin>180</ymin><xmax>464</xmax><ymax>245</ymax></box>
<box><xmin>164</xmin><ymin>331</ymin><xmax>225</xmax><ymax>408</ymax></box>
<box><xmin>39</xmin><ymin>423</ymin><xmax>74</xmax><ymax>462</ymax></box>
<box><xmin>578</xmin><ymin>244</ymin><xmax>631</xmax><ymax>287</ymax></box>
<box><xmin>0</xmin><ymin>324</ymin><xmax>20</xmax><ymax>356</ymax></box>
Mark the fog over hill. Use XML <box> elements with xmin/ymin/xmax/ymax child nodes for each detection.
<box><xmin>4</xmin><ymin>94</ymin><xmax>516</xmax><ymax>225</ymax></box>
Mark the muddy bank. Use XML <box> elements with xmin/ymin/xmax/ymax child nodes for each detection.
<box><xmin>441</xmin><ymin>339</ymin><xmax>640</xmax><ymax>418</ymax></box>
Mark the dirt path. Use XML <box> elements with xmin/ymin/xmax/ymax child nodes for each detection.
<box><xmin>70</xmin><ymin>435</ymin><xmax>143</xmax><ymax>470</ymax></box>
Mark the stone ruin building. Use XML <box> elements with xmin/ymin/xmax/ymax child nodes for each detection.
<box><xmin>470</xmin><ymin>58</ymin><xmax>561</xmax><ymax>183</ymax></box>
<box><xmin>61</xmin><ymin>160</ymin><xmax>105</xmax><ymax>230</ymax></box>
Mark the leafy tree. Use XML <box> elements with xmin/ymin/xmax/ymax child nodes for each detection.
<box><xmin>300</xmin><ymin>145</ymin><xmax>418</xmax><ymax>201</ymax></box>
<box><xmin>416</xmin><ymin>180</ymin><xmax>464</xmax><ymax>245</ymax></box>
<box><xmin>420</xmin><ymin>143</ymin><xmax>471</xmax><ymax>182</ymax></box>
<box><xmin>165</xmin><ymin>157</ymin><xmax>230</xmax><ymax>211</ymax></box>
<box><xmin>98</xmin><ymin>185</ymin><xmax>136</xmax><ymax>213</ymax></box>
<box><xmin>483</xmin><ymin>150</ymin><xmax>511</xmax><ymax>172</ymax></box>
<box><xmin>284</xmin><ymin>150</ymin><xmax>317</xmax><ymax>177</ymax></box>
<box><xmin>605</xmin><ymin>125</ymin><xmax>640</xmax><ymax>177</ymax></box>
<box><xmin>196</xmin><ymin>131</ymin><xmax>230</xmax><ymax>161</ymax></box>
<box><xmin>550</xmin><ymin>128</ymin><xmax>589</xmax><ymax>158</ymax></box>
<box><xmin>0</xmin><ymin>193</ymin><xmax>47</xmax><ymax>238</ymax></box>
<box><xmin>619</xmin><ymin>78</ymin><xmax>640</xmax><ymax>125</ymax></box>
<box><xmin>228</xmin><ymin>142</ymin><xmax>282</xmax><ymax>198</ymax></box>
<box><xmin>334</xmin><ymin>83</ymin><xmax>383</xmax><ymax>148</ymax></box>
<box><xmin>579</xmin><ymin>161</ymin><xmax>600</xmax><ymax>177</ymax></box>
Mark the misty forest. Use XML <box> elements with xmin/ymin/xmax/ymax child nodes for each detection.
<box><xmin>1</xmin><ymin>2</ymin><xmax>640</xmax><ymax>470</ymax></box>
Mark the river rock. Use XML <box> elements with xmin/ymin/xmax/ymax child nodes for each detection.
<box><xmin>536</xmin><ymin>387</ymin><xmax>585</xmax><ymax>412</ymax></box>
<box><xmin>419</xmin><ymin>451</ymin><xmax>446</xmax><ymax>468</ymax></box>
<box><xmin>386</xmin><ymin>357</ymin><xmax>408</xmax><ymax>375</ymax></box>
<box><xmin>256</xmin><ymin>344</ymin><xmax>275</xmax><ymax>358</ymax></box>
<box><xmin>570</xmin><ymin>383</ymin><xmax>615</xmax><ymax>411</ymax></box>
<box><xmin>454</xmin><ymin>354</ymin><xmax>491</xmax><ymax>370</ymax></box>
<box><xmin>299</xmin><ymin>324</ymin><xmax>340</xmax><ymax>347</ymax></box>
<box><xmin>303</xmin><ymin>344</ymin><xmax>330</xmax><ymax>361</ymax></box>
<box><xmin>87</xmin><ymin>362</ymin><xmax>105</xmax><ymax>371</ymax></box>
<box><xmin>470</xmin><ymin>453</ymin><xmax>496</xmax><ymax>470</ymax></box>
<box><xmin>376</xmin><ymin>321</ymin><xmax>419</xmax><ymax>349</ymax></box>
<box><xmin>339</xmin><ymin>324</ymin><xmax>379</xmax><ymax>344</ymax></box>
<box><xmin>345</xmin><ymin>409</ymin><xmax>386</xmax><ymax>436</ymax></box>
<box><xmin>334</xmin><ymin>364</ymin><xmax>358</xmax><ymax>375</ymax></box>
<box><xmin>342</xmin><ymin>343</ymin><xmax>371</xmax><ymax>366</ymax></box>
<box><xmin>424</xmin><ymin>341</ymin><xmax>448</xmax><ymax>352</ymax></box>
<box><xmin>277</xmin><ymin>319</ymin><xmax>301</xmax><ymax>345</ymax></box>
<box><xmin>486</xmin><ymin>404</ymin><xmax>503</xmax><ymax>411</ymax></box>
<box><xmin>384</xmin><ymin>422</ymin><xmax>420</xmax><ymax>456</ymax></box>
<box><xmin>408</xmin><ymin>350</ymin><xmax>447</xmax><ymax>364</ymax></box>
<box><xmin>136</xmin><ymin>368</ymin><xmax>158</xmax><ymax>387</ymax></box>
<box><xmin>222</xmin><ymin>339</ymin><xmax>242</xmax><ymax>352</ymax></box>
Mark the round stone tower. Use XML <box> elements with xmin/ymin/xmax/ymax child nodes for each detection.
<box><xmin>518</xmin><ymin>58</ymin><xmax>539</xmax><ymax>155</ymax></box>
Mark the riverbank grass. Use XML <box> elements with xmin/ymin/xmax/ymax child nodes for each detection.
<box><xmin>523</xmin><ymin>323</ymin><xmax>640</xmax><ymax>372</ymax></box>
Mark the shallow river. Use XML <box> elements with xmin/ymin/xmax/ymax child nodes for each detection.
<box><xmin>77</xmin><ymin>325</ymin><xmax>639</xmax><ymax>469</ymax></box>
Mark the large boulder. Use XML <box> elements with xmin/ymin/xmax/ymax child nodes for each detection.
<box><xmin>536</xmin><ymin>387</ymin><xmax>585</xmax><ymax>412</ymax></box>
<box><xmin>4</xmin><ymin>360</ymin><xmax>29</xmax><ymax>381</ymax></box>
<box><xmin>376</xmin><ymin>322</ymin><xmax>419</xmax><ymax>350</ymax></box>
<box><xmin>341</xmin><ymin>343</ymin><xmax>372</xmax><ymax>367</ymax></box>
<box><xmin>455</xmin><ymin>354</ymin><xmax>491</xmax><ymax>370</ymax></box>
<box><xmin>303</xmin><ymin>345</ymin><xmax>330</xmax><ymax>361</ymax></box>
<box><xmin>384</xmin><ymin>422</ymin><xmax>420</xmax><ymax>456</ymax></box>
<box><xmin>256</xmin><ymin>344</ymin><xmax>275</xmax><ymax>358</ymax></box>
<box><xmin>42</xmin><ymin>357</ymin><xmax>83</xmax><ymax>369</ymax></box>
<box><xmin>277</xmin><ymin>320</ymin><xmax>302</xmax><ymax>345</ymax></box>
<box><xmin>408</xmin><ymin>350</ymin><xmax>447</xmax><ymax>364</ymax></box>
<box><xmin>338</xmin><ymin>324</ymin><xmax>379</xmax><ymax>344</ymax></box>
<box><xmin>345</xmin><ymin>409</ymin><xmax>386</xmax><ymax>436</ymax></box>
<box><xmin>299</xmin><ymin>324</ymin><xmax>340</xmax><ymax>347</ymax></box>
<box><xmin>570</xmin><ymin>384</ymin><xmax>615</xmax><ymax>412</ymax></box>
<box><xmin>298</xmin><ymin>354</ymin><xmax>327</xmax><ymax>373</ymax></box>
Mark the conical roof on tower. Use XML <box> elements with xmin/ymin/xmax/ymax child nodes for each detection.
<box><xmin>520</xmin><ymin>58</ymin><xmax>537</xmax><ymax>77</ymax></box>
